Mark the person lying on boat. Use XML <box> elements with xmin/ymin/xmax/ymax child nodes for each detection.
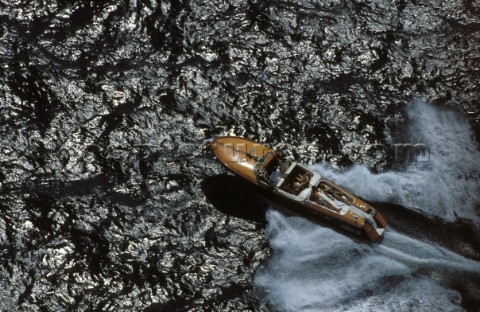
<box><xmin>319</xmin><ymin>183</ymin><xmax>352</xmax><ymax>205</ymax></box>
<box><xmin>310</xmin><ymin>186</ymin><xmax>341</xmax><ymax>212</ymax></box>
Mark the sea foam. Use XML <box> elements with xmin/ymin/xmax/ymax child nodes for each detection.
<box><xmin>255</xmin><ymin>101</ymin><xmax>480</xmax><ymax>311</ymax></box>
<box><xmin>255</xmin><ymin>210</ymin><xmax>479</xmax><ymax>312</ymax></box>
<box><xmin>311</xmin><ymin>101</ymin><xmax>480</xmax><ymax>224</ymax></box>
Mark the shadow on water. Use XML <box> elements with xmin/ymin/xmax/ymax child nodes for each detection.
<box><xmin>201</xmin><ymin>174</ymin><xmax>268</xmax><ymax>225</ymax></box>
<box><xmin>144</xmin><ymin>301</ymin><xmax>181</xmax><ymax>312</ymax></box>
<box><xmin>371</xmin><ymin>201</ymin><xmax>480</xmax><ymax>261</ymax></box>
<box><xmin>374</xmin><ymin>201</ymin><xmax>480</xmax><ymax>311</ymax></box>
<box><xmin>2</xmin><ymin>174</ymin><xmax>146</xmax><ymax>207</ymax></box>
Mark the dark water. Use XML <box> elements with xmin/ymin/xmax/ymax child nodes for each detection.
<box><xmin>1</xmin><ymin>0</ymin><xmax>479</xmax><ymax>311</ymax></box>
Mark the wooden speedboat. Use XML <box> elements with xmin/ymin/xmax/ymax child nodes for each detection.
<box><xmin>209</xmin><ymin>136</ymin><xmax>387</xmax><ymax>242</ymax></box>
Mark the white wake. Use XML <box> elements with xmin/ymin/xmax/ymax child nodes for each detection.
<box><xmin>311</xmin><ymin>101</ymin><xmax>480</xmax><ymax>224</ymax></box>
<box><xmin>255</xmin><ymin>210</ymin><xmax>480</xmax><ymax>312</ymax></box>
<box><xmin>255</xmin><ymin>101</ymin><xmax>480</xmax><ymax>311</ymax></box>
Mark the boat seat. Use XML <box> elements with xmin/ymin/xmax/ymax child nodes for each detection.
<box><xmin>278</xmin><ymin>187</ymin><xmax>311</xmax><ymax>202</ymax></box>
<box><xmin>297</xmin><ymin>187</ymin><xmax>312</xmax><ymax>200</ymax></box>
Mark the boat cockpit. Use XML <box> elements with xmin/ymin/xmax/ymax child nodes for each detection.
<box><xmin>255</xmin><ymin>152</ymin><xmax>352</xmax><ymax>214</ymax></box>
<box><xmin>255</xmin><ymin>152</ymin><xmax>317</xmax><ymax>199</ymax></box>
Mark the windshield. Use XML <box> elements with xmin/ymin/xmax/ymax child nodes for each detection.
<box><xmin>254</xmin><ymin>152</ymin><xmax>277</xmax><ymax>180</ymax></box>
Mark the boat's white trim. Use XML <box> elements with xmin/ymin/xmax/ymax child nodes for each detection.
<box><xmin>284</xmin><ymin>162</ymin><xmax>297</xmax><ymax>174</ymax></box>
<box><xmin>298</xmin><ymin>187</ymin><xmax>311</xmax><ymax>199</ymax></box>
<box><xmin>310</xmin><ymin>173</ymin><xmax>321</xmax><ymax>186</ymax></box>
<box><xmin>277</xmin><ymin>188</ymin><xmax>310</xmax><ymax>202</ymax></box>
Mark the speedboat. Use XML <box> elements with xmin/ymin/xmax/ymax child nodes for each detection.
<box><xmin>209</xmin><ymin>136</ymin><xmax>387</xmax><ymax>242</ymax></box>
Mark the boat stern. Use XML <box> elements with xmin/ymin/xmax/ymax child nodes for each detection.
<box><xmin>364</xmin><ymin>209</ymin><xmax>388</xmax><ymax>241</ymax></box>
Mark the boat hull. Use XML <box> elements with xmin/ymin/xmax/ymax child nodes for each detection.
<box><xmin>209</xmin><ymin>136</ymin><xmax>387</xmax><ymax>242</ymax></box>
<box><xmin>210</xmin><ymin>136</ymin><xmax>273</xmax><ymax>185</ymax></box>
<box><xmin>258</xmin><ymin>184</ymin><xmax>379</xmax><ymax>241</ymax></box>
<box><xmin>232</xmin><ymin>173</ymin><xmax>380</xmax><ymax>242</ymax></box>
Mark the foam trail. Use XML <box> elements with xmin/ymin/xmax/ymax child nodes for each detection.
<box><xmin>256</xmin><ymin>102</ymin><xmax>480</xmax><ymax>311</ymax></box>
<box><xmin>255</xmin><ymin>210</ymin><xmax>480</xmax><ymax>312</ymax></box>
<box><xmin>378</xmin><ymin>230</ymin><xmax>480</xmax><ymax>272</ymax></box>
<box><xmin>311</xmin><ymin>101</ymin><xmax>480</xmax><ymax>224</ymax></box>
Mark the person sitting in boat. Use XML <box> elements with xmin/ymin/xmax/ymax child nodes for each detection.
<box><xmin>310</xmin><ymin>185</ymin><xmax>322</xmax><ymax>202</ymax></box>
<box><xmin>284</xmin><ymin>172</ymin><xmax>313</xmax><ymax>195</ymax></box>
<box><xmin>294</xmin><ymin>172</ymin><xmax>312</xmax><ymax>187</ymax></box>
<box><xmin>274</xmin><ymin>150</ymin><xmax>294</xmax><ymax>173</ymax></box>
<box><xmin>269</xmin><ymin>166</ymin><xmax>282</xmax><ymax>185</ymax></box>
